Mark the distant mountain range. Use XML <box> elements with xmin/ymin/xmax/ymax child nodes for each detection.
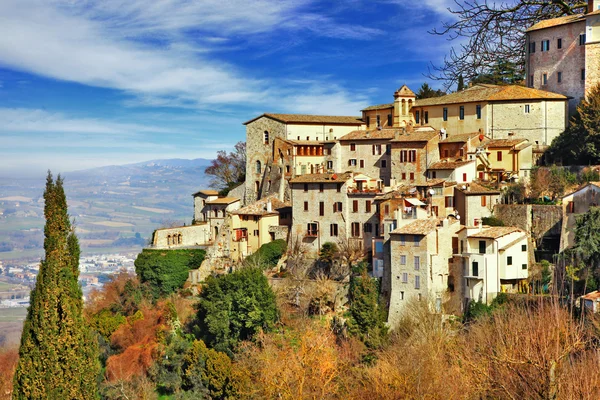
<box><xmin>0</xmin><ymin>158</ymin><xmax>212</xmax><ymax>262</ymax></box>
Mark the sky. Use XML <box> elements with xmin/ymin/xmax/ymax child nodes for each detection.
<box><xmin>0</xmin><ymin>0</ymin><xmax>456</xmax><ymax>178</ymax></box>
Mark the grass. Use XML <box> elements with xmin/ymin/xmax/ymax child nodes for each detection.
<box><xmin>0</xmin><ymin>307</ymin><xmax>27</xmax><ymax>322</ymax></box>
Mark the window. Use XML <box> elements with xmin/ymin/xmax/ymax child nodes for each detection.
<box><xmin>476</xmin><ymin>104</ymin><xmax>481</xmax><ymax>119</ymax></box>
<box><xmin>497</xmin><ymin>151</ymin><xmax>503</xmax><ymax>161</ymax></box>
<box><xmin>529</xmin><ymin>42</ymin><xmax>536</xmax><ymax>53</ymax></box>
<box><xmin>350</xmin><ymin>143</ymin><xmax>356</xmax><ymax>151</ymax></box>
<box><xmin>400</xmin><ymin>291</ymin><xmax>404</xmax><ymax>299</ymax></box>
<box><xmin>558</xmin><ymin>71</ymin><xmax>562</xmax><ymax>83</ymax></box>
<box><xmin>337</xmin><ymin>183</ymin><xmax>341</xmax><ymax>192</ymax></box>
<box><xmin>286</xmin><ymin>165</ymin><xmax>290</xmax><ymax>173</ymax></box>
<box><xmin>481</xmin><ymin>195</ymin><xmax>487</xmax><ymax>207</ymax></box>
<box><xmin>366</xmin><ymin>116</ymin><xmax>370</xmax><ymax>126</ymax></box>
<box><xmin>254</xmin><ymin>229</ymin><xmax>259</xmax><ymax>236</ymax></box>
<box><xmin>525</xmin><ymin>104</ymin><xmax>530</xmax><ymax>113</ymax></box>
<box><xmin>459</xmin><ymin>106</ymin><xmax>465</xmax><ymax>120</ymax></box>
<box><xmin>507</xmin><ymin>256</ymin><xmax>513</xmax><ymax>265</ymax></box>
<box><xmin>522</xmin><ymin>264</ymin><xmax>527</xmax><ymax>270</ymax></box>
<box><xmin>522</xmin><ymin>244</ymin><xmax>527</xmax><ymax>251</ymax></box>
<box><xmin>580</xmin><ymin>33</ymin><xmax>586</xmax><ymax>45</ymax></box>
<box><xmin>349</xmin><ymin>159</ymin><xmax>357</xmax><ymax>166</ymax></box>
<box><xmin>443</xmin><ymin>149</ymin><xmax>449</xmax><ymax>158</ymax></box>
<box><xmin>415</xmin><ymin>110</ymin><xmax>420</xmax><ymax>124</ymax></box>
<box><xmin>351</xmin><ymin>222</ymin><xmax>361</xmax><ymax>237</ymax></box>
<box><xmin>319</xmin><ymin>201</ymin><xmax>324</xmax><ymax>216</ymax></box>
<box><xmin>256</xmin><ymin>160</ymin><xmax>262</xmax><ymax>174</ymax></box>
<box><xmin>376</xmin><ymin>115</ymin><xmax>381</xmax><ymax>127</ymax></box>
<box><xmin>443</xmin><ymin>107</ymin><xmax>448</xmax><ymax>121</ymax></box>
<box><xmin>400</xmin><ymin>255</ymin><xmax>406</xmax><ymax>265</ymax></box>
<box><xmin>413</xmin><ymin>235</ymin><xmax>420</xmax><ymax>247</ymax></box>
<box><xmin>557</xmin><ymin>38</ymin><xmax>562</xmax><ymax>49</ymax></box>
<box><xmin>431</xmin><ymin>171</ymin><xmax>437</xmax><ymax>179</ymax></box>
<box><xmin>401</xmin><ymin>172</ymin><xmax>406</xmax><ymax>180</ymax></box>
<box><xmin>330</xmin><ymin>223</ymin><xmax>338</xmax><ymax>237</ymax></box>
<box><xmin>582</xmin><ymin>69</ymin><xmax>586</xmax><ymax>81</ymax></box>
<box><xmin>400</xmin><ymin>235</ymin><xmax>406</xmax><ymax>245</ymax></box>
<box><xmin>365</xmin><ymin>200</ymin><xmax>372</xmax><ymax>213</ymax></box>
<box><xmin>479</xmin><ymin>240</ymin><xmax>486</xmax><ymax>254</ymax></box>
<box><xmin>387</xmin><ymin>114</ymin><xmax>392</xmax><ymax>126</ymax></box>
<box><xmin>319</xmin><ymin>183</ymin><xmax>324</xmax><ymax>192</ymax></box>
<box><xmin>402</xmin><ymin>272</ymin><xmax>408</xmax><ymax>283</ymax></box>
<box><xmin>460</xmin><ymin>148</ymin><xmax>464</xmax><ymax>157</ymax></box>
<box><xmin>410</xmin><ymin>172</ymin><xmax>415</xmax><ymax>181</ymax></box>
<box><xmin>303</xmin><ymin>183</ymin><xmax>308</xmax><ymax>192</ymax></box>
<box><xmin>386</xmin><ymin>144</ymin><xmax>391</xmax><ymax>155</ymax></box>
<box><xmin>333</xmin><ymin>202</ymin><xmax>342</xmax><ymax>212</ymax></box>
<box><xmin>327</xmin><ymin>160</ymin><xmax>333</xmax><ymax>170</ymax></box>
<box><xmin>373</xmin><ymin>144</ymin><xmax>382</xmax><ymax>155</ymax></box>
<box><xmin>364</xmin><ymin>223</ymin><xmax>372</xmax><ymax>233</ymax></box>
<box><xmin>352</xmin><ymin>200</ymin><xmax>358</xmax><ymax>213</ymax></box>
<box><xmin>409</xmin><ymin>150</ymin><xmax>416</xmax><ymax>162</ymax></box>
<box><xmin>384</xmin><ymin>204</ymin><xmax>390</xmax><ymax>216</ymax></box>
<box><xmin>381</xmin><ymin>160</ymin><xmax>387</xmax><ymax>168</ymax></box>
<box><xmin>304</xmin><ymin>201</ymin><xmax>309</xmax><ymax>212</ymax></box>
<box><xmin>263</xmin><ymin>131</ymin><xmax>269</xmax><ymax>144</ymax></box>
<box><xmin>307</xmin><ymin>223</ymin><xmax>318</xmax><ymax>236</ymax></box>
<box><xmin>541</xmin><ymin>39</ymin><xmax>550</xmax><ymax>51</ymax></box>
<box><xmin>445</xmin><ymin>196</ymin><xmax>454</xmax><ymax>208</ymax></box>
<box><xmin>415</xmin><ymin>275</ymin><xmax>420</xmax><ymax>289</ymax></box>
<box><xmin>359</xmin><ymin>159</ymin><xmax>365</xmax><ymax>168</ymax></box>
<box><xmin>529</xmin><ymin>75</ymin><xmax>534</xmax><ymax>87</ymax></box>
<box><xmin>414</xmin><ymin>256</ymin><xmax>420</xmax><ymax>270</ymax></box>
<box><xmin>424</xmin><ymin>111</ymin><xmax>429</xmax><ymax>124</ymax></box>
<box><xmin>473</xmin><ymin>261</ymin><xmax>479</xmax><ymax>276</ymax></box>
<box><xmin>462</xmin><ymin>173</ymin><xmax>467</xmax><ymax>182</ymax></box>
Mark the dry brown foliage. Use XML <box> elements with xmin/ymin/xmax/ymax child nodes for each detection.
<box><xmin>0</xmin><ymin>348</ymin><xmax>18</xmax><ymax>399</ymax></box>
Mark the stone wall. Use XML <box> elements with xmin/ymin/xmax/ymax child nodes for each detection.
<box><xmin>586</xmin><ymin>42</ymin><xmax>600</xmax><ymax>96</ymax></box>
<box><xmin>152</xmin><ymin>224</ymin><xmax>210</xmax><ymax>249</ymax></box>
<box><xmin>268</xmin><ymin>225</ymin><xmax>289</xmax><ymax>241</ymax></box>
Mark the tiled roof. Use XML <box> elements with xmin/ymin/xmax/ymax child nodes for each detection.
<box><xmin>468</xmin><ymin>226</ymin><xmax>522</xmax><ymax>239</ymax></box>
<box><xmin>395</xmin><ymin>84</ymin><xmax>416</xmax><ymax>97</ymax></box>
<box><xmin>193</xmin><ymin>189</ymin><xmax>219</xmax><ymax>196</ymax></box>
<box><xmin>526</xmin><ymin>14</ymin><xmax>584</xmax><ymax>32</ymax></box>
<box><xmin>206</xmin><ymin>197</ymin><xmax>240</xmax><ymax>205</ymax></box>
<box><xmin>339</xmin><ymin>129</ymin><xmax>396</xmax><ymax>141</ymax></box>
<box><xmin>390</xmin><ymin>219</ymin><xmax>439</xmax><ymax>236</ymax></box>
<box><xmin>428</xmin><ymin>160</ymin><xmax>474</xmax><ymax>170</ymax></box>
<box><xmin>562</xmin><ymin>181</ymin><xmax>600</xmax><ymax>198</ymax></box>
<box><xmin>243</xmin><ymin>113</ymin><xmax>363</xmax><ymax>125</ymax></box>
<box><xmin>581</xmin><ymin>290</ymin><xmax>600</xmax><ymax>300</ymax></box>
<box><xmin>484</xmin><ymin>138</ymin><xmax>529</xmax><ymax>148</ymax></box>
<box><xmin>459</xmin><ymin>182</ymin><xmax>501</xmax><ymax>195</ymax></box>
<box><xmin>289</xmin><ymin>172</ymin><xmax>352</xmax><ymax>184</ymax></box>
<box><xmin>231</xmin><ymin>195</ymin><xmax>290</xmax><ymax>216</ymax></box>
<box><xmin>440</xmin><ymin>132</ymin><xmax>482</xmax><ymax>143</ymax></box>
<box><xmin>414</xmin><ymin>84</ymin><xmax>566</xmax><ymax>107</ymax></box>
<box><xmin>361</xmin><ymin>103</ymin><xmax>394</xmax><ymax>111</ymax></box>
<box><xmin>418</xmin><ymin>178</ymin><xmax>453</xmax><ymax>187</ymax></box>
<box><xmin>391</xmin><ymin>130</ymin><xmax>438</xmax><ymax>142</ymax></box>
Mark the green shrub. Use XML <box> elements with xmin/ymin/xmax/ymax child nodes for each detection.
<box><xmin>481</xmin><ymin>216</ymin><xmax>504</xmax><ymax>226</ymax></box>
<box><xmin>244</xmin><ymin>239</ymin><xmax>287</xmax><ymax>270</ymax></box>
<box><xmin>134</xmin><ymin>248</ymin><xmax>206</xmax><ymax>298</ymax></box>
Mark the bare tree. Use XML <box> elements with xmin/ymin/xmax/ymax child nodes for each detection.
<box><xmin>205</xmin><ymin>141</ymin><xmax>246</xmax><ymax>191</ymax></box>
<box><xmin>428</xmin><ymin>0</ymin><xmax>588</xmax><ymax>89</ymax></box>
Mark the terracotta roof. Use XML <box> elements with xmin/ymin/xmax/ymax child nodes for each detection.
<box><xmin>418</xmin><ymin>179</ymin><xmax>453</xmax><ymax>187</ymax></box>
<box><xmin>484</xmin><ymin>138</ymin><xmax>529</xmax><ymax>148</ymax></box>
<box><xmin>206</xmin><ymin>197</ymin><xmax>240</xmax><ymax>205</ymax></box>
<box><xmin>243</xmin><ymin>113</ymin><xmax>363</xmax><ymax>125</ymax></box>
<box><xmin>339</xmin><ymin>129</ymin><xmax>396</xmax><ymax>141</ymax></box>
<box><xmin>361</xmin><ymin>103</ymin><xmax>394</xmax><ymax>111</ymax></box>
<box><xmin>526</xmin><ymin>14</ymin><xmax>584</xmax><ymax>32</ymax></box>
<box><xmin>428</xmin><ymin>160</ymin><xmax>474</xmax><ymax>170</ymax></box>
<box><xmin>391</xmin><ymin>130</ymin><xmax>438</xmax><ymax>142</ymax></box>
<box><xmin>193</xmin><ymin>189</ymin><xmax>219</xmax><ymax>196</ymax></box>
<box><xmin>390</xmin><ymin>219</ymin><xmax>439</xmax><ymax>236</ymax></box>
<box><xmin>562</xmin><ymin>181</ymin><xmax>600</xmax><ymax>198</ymax></box>
<box><xmin>414</xmin><ymin>84</ymin><xmax>566</xmax><ymax>107</ymax></box>
<box><xmin>459</xmin><ymin>182</ymin><xmax>501</xmax><ymax>195</ymax></box>
<box><xmin>581</xmin><ymin>291</ymin><xmax>600</xmax><ymax>300</ymax></box>
<box><xmin>232</xmin><ymin>195</ymin><xmax>290</xmax><ymax>216</ymax></box>
<box><xmin>395</xmin><ymin>85</ymin><xmax>416</xmax><ymax>97</ymax></box>
<box><xmin>468</xmin><ymin>226</ymin><xmax>522</xmax><ymax>239</ymax></box>
<box><xmin>440</xmin><ymin>132</ymin><xmax>482</xmax><ymax>143</ymax></box>
<box><xmin>289</xmin><ymin>172</ymin><xmax>352</xmax><ymax>184</ymax></box>
<box><xmin>288</xmin><ymin>140</ymin><xmax>325</xmax><ymax>145</ymax></box>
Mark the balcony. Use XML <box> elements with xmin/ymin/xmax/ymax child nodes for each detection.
<box><xmin>305</xmin><ymin>230</ymin><xmax>318</xmax><ymax>238</ymax></box>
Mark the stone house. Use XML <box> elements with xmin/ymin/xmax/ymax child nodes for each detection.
<box><xmin>474</xmin><ymin>138</ymin><xmax>534</xmax><ymax>182</ymax></box>
<box><xmin>152</xmin><ymin>224</ymin><xmax>211</xmax><ymax>249</ymax></box>
<box><xmin>204</xmin><ymin>197</ymin><xmax>241</xmax><ymax>240</ymax></box>
<box><xmin>458</xmin><ymin>226</ymin><xmax>529</xmax><ymax>306</ymax></box>
<box><xmin>229</xmin><ymin>195</ymin><xmax>291</xmax><ymax>262</ymax></box>
<box><xmin>427</xmin><ymin>160</ymin><xmax>476</xmax><ymax>184</ymax></box>
<box><xmin>386</xmin><ymin>217</ymin><xmax>462</xmax><ymax>326</ymax></box>
<box><xmin>391</xmin><ymin>128</ymin><xmax>440</xmax><ymax>186</ymax></box>
<box><xmin>361</xmin><ymin>85</ymin><xmax>416</xmax><ymax>129</ymax></box>
<box><xmin>338</xmin><ymin>129</ymin><xmax>394</xmax><ymax>185</ymax></box>
<box><xmin>411</xmin><ymin>84</ymin><xmax>568</xmax><ymax>146</ymax></box>
<box><xmin>454</xmin><ymin>182</ymin><xmax>501</xmax><ymax>227</ymax></box>
<box><xmin>580</xmin><ymin>290</ymin><xmax>600</xmax><ymax>313</ymax></box>
<box><xmin>526</xmin><ymin>1</ymin><xmax>600</xmax><ymax>115</ymax></box>
<box><xmin>243</xmin><ymin>113</ymin><xmax>364</xmax><ymax>204</ymax></box>
<box><xmin>560</xmin><ymin>181</ymin><xmax>600</xmax><ymax>251</ymax></box>
<box><xmin>193</xmin><ymin>189</ymin><xmax>219</xmax><ymax>223</ymax></box>
<box><xmin>438</xmin><ymin>131</ymin><xmax>485</xmax><ymax>160</ymax></box>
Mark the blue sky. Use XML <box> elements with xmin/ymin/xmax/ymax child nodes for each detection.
<box><xmin>0</xmin><ymin>0</ymin><xmax>455</xmax><ymax>177</ymax></box>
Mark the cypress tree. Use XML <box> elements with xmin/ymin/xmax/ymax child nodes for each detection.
<box><xmin>13</xmin><ymin>172</ymin><xmax>99</xmax><ymax>399</ymax></box>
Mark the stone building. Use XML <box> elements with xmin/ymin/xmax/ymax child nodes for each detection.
<box><xmin>526</xmin><ymin>1</ymin><xmax>600</xmax><ymax>115</ymax></box>
<box><xmin>152</xmin><ymin>224</ymin><xmax>211</xmax><ymax>249</ymax></box>
<box><xmin>193</xmin><ymin>189</ymin><xmax>219</xmax><ymax>223</ymax></box>
<box><xmin>204</xmin><ymin>197</ymin><xmax>241</xmax><ymax>240</ymax></box>
<box><xmin>361</xmin><ymin>85</ymin><xmax>416</xmax><ymax>129</ymax></box>
<box><xmin>454</xmin><ymin>182</ymin><xmax>501</xmax><ymax>227</ymax></box>
<box><xmin>338</xmin><ymin>129</ymin><xmax>394</xmax><ymax>185</ymax></box>
<box><xmin>427</xmin><ymin>160</ymin><xmax>476</xmax><ymax>184</ymax></box>
<box><xmin>560</xmin><ymin>181</ymin><xmax>600</xmax><ymax>251</ymax></box>
<box><xmin>458</xmin><ymin>226</ymin><xmax>529</xmax><ymax>306</ymax></box>
<box><xmin>390</xmin><ymin>128</ymin><xmax>440</xmax><ymax>186</ymax></box>
<box><xmin>243</xmin><ymin>113</ymin><xmax>364</xmax><ymax>204</ymax></box>
<box><xmin>475</xmin><ymin>138</ymin><xmax>534</xmax><ymax>182</ymax></box>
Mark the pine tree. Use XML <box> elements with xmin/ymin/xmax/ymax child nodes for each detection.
<box><xmin>13</xmin><ymin>172</ymin><xmax>99</xmax><ymax>399</ymax></box>
<box><xmin>457</xmin><ymin>75</ymin><xmax>465</xmax><ymax>91</ymax></box>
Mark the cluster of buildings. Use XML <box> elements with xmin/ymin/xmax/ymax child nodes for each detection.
<box><xmin>151</xmin><ymin>2</ymin><xmax>600</xmax><ymax>322</ymax></box>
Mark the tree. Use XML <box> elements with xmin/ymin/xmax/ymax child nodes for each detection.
<box><xmin>205</xmin><ymin>141</ymin><xmax>246</xmax><ymax>193</ymax></box>
<box><xmin>573</xmin><ymin>207</ymin><xmax>600</xmax><ymax>289</ymax></box>
<box><xmin>13</xmin><ymin>172</ymin><xmax>100</xmax><ymax>399</ymax></box>
<box><xmin>195</xmin><ymin>267</ymin><xmax>278</xmax><ymax>353</ymax></box>
<box><xmin>415</xmin><ymin>83</ymin><xmax>445</xmax><ymax>99</ymax></box>
<box><xmin>428</xmin><ymin>1</ymin><xmax>588</xmax><ymax>89</ymax></box>
<box><xmin>470</xmin><ymin>59</ymin><xmax>523</xmax><ymax>85</ymax></box>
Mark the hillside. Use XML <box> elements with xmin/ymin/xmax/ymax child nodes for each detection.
<box><xmin>0</xmin><ymin>158</ymin><xmax>211</xmax><ymax>262</ymax></box>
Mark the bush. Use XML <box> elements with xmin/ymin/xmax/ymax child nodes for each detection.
<box><xmin>135</xmin><ymin>249</ymin><xmax>206</xmax><ymax>298</ymax></box>
<box><xmin>196</xmin><ymin>267</ymin><xmax>278</xmax><ymax>353</ymax></box>
<box><xmin>481</xmin><ymin>216</ymin><xmax>504</xmax><ymax>226</ymax></box>
<box><xmin>244</xmin><ymin>239</ymin><xmax>287</xmax><ymax>270</ymax></box>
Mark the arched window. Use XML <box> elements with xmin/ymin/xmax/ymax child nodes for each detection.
<box><xmin>167</xmin><ymin>235</ymin><xmax>171</xmax><ymax>245</ymax></box>
<box><xmin>256</xmin><ymin>160</ymin><xmax>261</xmax><ymax>174</ymax></box>
<box><xmin>264</xmin><ymin>131</ymin><xmax>269</xmax><ymax>144</ymax></box>
<box><xmin>402</xmin><ymin>99</ymin><xmax>407</xmax><ymax>115</ymax></box>
<box><xmin>255</xmin><ymin>181</ymin><xmax>260</xmax><ymax>193</ymax></box>
<box><xmin>178</xmin><ymin>234</ymin><xmax>182</xmax><ymax>244</ymax></box>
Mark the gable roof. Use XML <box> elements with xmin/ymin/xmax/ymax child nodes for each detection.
<box><xmin>468</xmin><ymin>226</ymin><xmax>522</xmax><ymax>239</ymax></box>
<box><xmin>457</xmin><ymin>182</ymin><xmax>501</xmax><ymax>195</ymax></box>
<box><xmin>361</xmin><ymin>103</ymin><xmax>394</xmax><ymax>111</ymax></box>
<box><xmin>391</xmin><ymin>130</ymin><xmax>438</xmax><ymax>142</ymax></box>
<box><xmin>484</xmin><ymin>138</ymin><xmax>530</xmax><ymax>148</ymax></box>
<box><xmin>206</xmin><ymin>197</ymin><xmax>240</xmax><ymax>205</ymax></box>
<box><xmin>339</xmin><ymin>129</ymin><xmax>396</xmax><ymax>141</ymax></box>
<box><xmin>526</xmin><ymin>14</ymin><xmax>585</xmax><ymax>32</ymax></box>
<box><xmin>562</xmin><ymin>181</ymin><xmax>600</xmax><ymax>199</ymax></box>
<box><xmin>390</xmin><ymin>219</ymin><xmax>439</xmax><ymax>236</ymax></box>
<box><xmin>440</xmin><ymin>132</ymin><xmax>482</xmax><ymax>143</ymax></box>
<box><xmin>395</xmin><ymin>84</ymin><xmax>416</xmax><ymax>97</ymax></box>
<box><xmin>193</xmin><ymin>189</ymin><xmax>219</xmax><ymax>197</ymax></box>
<box><xmin>428</xmin><ymin>160</ymin><xmax>475</xmax><ymax>170</ymax></box>
<box><xmin>231</xmin><ymin>195</ymin><xmax>290</xmax><ymax>216</ymax></box>
<box><xmin>414</xmin><ymin>84</ymin><xmax>567</xmax><ymax>107</ymax></box>
<box><xmin>243</xmin><ymin>113</ymin><xmax>363</xmax><ymax>125</ymax></box>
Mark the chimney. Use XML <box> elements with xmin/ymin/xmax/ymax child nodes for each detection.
<box><xmin>267</xmin><ymin>200</ymin><xmax>272</xmax><ymax>212</ymax></box>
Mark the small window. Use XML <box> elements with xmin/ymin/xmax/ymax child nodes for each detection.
<box><xmin>327</xmin><ymin>160</ymin><xmax>333</xmax><ymax>170</ymax></box>
<box><xmin>304</xmin><ymin>201</ymin><xmax>309</xmax><ymax>211</ymax></box>
<box><xmin>366</xmin><ymin>116</ymin><xmax>370</xmax><ymax>126</ymax></box>
<box><xmin>364</xmin><ymin>223</ymin><xmax>372</xmax><ymax>233</ymax></box>
<box><xmin>387</xmin><ymin>114</ymin><xmax>392</xmax><ymax>126</ymax></box>
<box><xmin>264</xmin><ymin>131</ymin><xmax>269</xmax><ymax>144</ymax></box>
<box><xmin>479</xmin><ymin>240</ymin><xmax>486</xmax><ymax>254</ymax></box>
<box><xmin>415</xmin><ymin>110</ymin><xmax>420</xmax><ymax>124</ymax></box>
<box><xmin>303</xmin><ymin>183</ymin><xmax>308</xmax><ymax>192</ymax></box>
<box><xmin>256</xmin><ymin>160</ymin><xmax>262</xmax><ymax>174</ymax></box>
<box><xmin>529</xmin><ymin>42</ymin><xmax>536</xmax><ymax>53</ymax></box>
<box><xmin>424</xmin><ymin>111</ymin><xmax>429</xmax><ymax>124</ymax></box>
<box><xmin>365</xmin><ymin>200</ymin><xmax>372</xmax><ymax>213</ymax></box>
<box><xmin>529</xmin><ymin>75</ymin><xmax>534</xmax><ymax>87</ymax></box>
<box><xmin>333</xmin><ymin>201</ymin><xmax>342</xmax><ymax>213</ymax></box>
<box><xmin>462</xmin><ymin>173</ymin><xmax>467</xmax><ymax>182</ymax></box>
<box><xmin>386</xmin><ymin>144</ymin><xmax>391</xmax><ymax>155</ymax></box>
<box><xmin>443</xmin><ymin>107</ymin><xmax>448</xmax><ymax>121</ymax></box>
<box><xmin>336</xmin><ymin>183</ymin><xmax>341</xmax><ymax>193</ymax></box>
<box><xmin>459</xmin><ymin>106</ymin><xmax>465</xmax><ymax>120</ymax></box>
<box><xmin>507</xmin><ymin>256</ymin><xmax>513</xmax><ymax>265</ymax></box>
<box><xmin>400</xmin><ymin>235</ymin><xmax>405</xmax><ymax>245</ymax></box>
<box><xmin>497</xmin><ymin>151</ymin><xmax>503</xmax><ymax>161</ymax></box>
<box><xmin>525</xmin><ymin>104</ymin><xmax>530</xmax><ymax>113</ymax></box>
<box><xmin>330</xmin><ymin>223</ymin><xmax>338</xmax><ymax>237</ymax></box>
<box><xmin>522</xmin><ymin>244</ymin><xmax>527</xmax><ymax>251</ymax></box>
<box><xmin>400</xmin><ymin>255</ymin><xmax>406</xmax><ymax>265</ymax></box>
<box><xmin>350</xmin><ymin>143</ymin><xmax>356</xmax><ymax>151</ymax></box>
<box><xmin>413</xmin><ymin>235</ymin><xmax>420</xmax><ymax>247</ymax></box>
<box><xmin>359</xmin><ymin>159</ymin><xmax>365</xmax><ymax>168</ymax></box>
<box><xmin>558</xmin><ymin>71</ymin><xmax>562</xmax><ymax>83</ymax></box>
<box><xmin>473</xmin><ymin>261</ymin><xmax>479</xmax><ymax>276</ymax></box>
<box><xmin>580</xmin><ymin>33</ymin><xmax>586</xmax><ymax>45</ymax></box>
<box><xmin>542</xmin><ymin>73</ymin><xmax>548</xmax><ymax>85</ymax></box>
<box><xmin>349</xmin><ymin>159</ymin><xmax>357</xmax><ymax>166</ymax></box>
<box><xmin>402</xmin><ymin>273</ymin><xmax>408</xmax><ymax>283</ymax></box>
<box><xmin>582</xmin><ymin>69</ymin><xmax>586</xmax><ymax>81</ymax></box>
<box><xmin>476</xmin><ymin>104</ymin><xmax>481</xmax><ymax>119</ymax></box>
<box><xmin>351</xmin><ymin>222</ymin><xmax>361</xmax><ymax>237</ymax></box>
<box><xmin>414</xmin><ymin>256</ymin><xmax>420</xmax><ymax>271</ymax></box>
<box><xmin>376</xmin><ymin>115</ymin><xmax>381</xmax><ymax>127</ymax></box>
<box><xmin>481</xmin><ymin>196</ymin><xmax>487</xmax><ymax>207</ymax></box>
<box><xmin>384</xmin><ymin>204</ymin><xmax>390</xmax><ymax>216</ymax></box>
<box><xmin>415</xmin><ymin>275</ymin><xmax>420</xmax><ymax>289</ymax></box>
<box><xmin>522</xmin><ymin>264</ymin><xmax>527</xmax><ymax>270</ymax></box>
<box><xmin>319</xmin><ymin>201</ymin><xmax>324</xmax><ymax>216</ymax></box>
<box><xmin>410</xmin><ymin>172</ymin><xmax>415</xmax><ymax>181</ymax></box>
<box><xmin>319</xmin><ymin>183</ymin><xmax>324</xmax><ymax>192</ymax></box>
<box><xmin>353</xmin><ymin>200</ymin><xmax>358</xmax><ymax>213</ymax></box>
<box><xmin>557</xmin><ymin>38</ymin><xmax>562</xmax><ymax>49</ymax></box>
<box><xmin>401</xmin><ymin>172</ymin><xmax>406</xmax><ymax>180</ymax></box>
<box><xmin>381</xmin><ymin>160</ymin><xmax>387</xmax><ymax>168</ymax></box>
<box><xmin>541</xmin><ymin>40</ymin><xmax>550</xmax><ymax>51</ymax></box>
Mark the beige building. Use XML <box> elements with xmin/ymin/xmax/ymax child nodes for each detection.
<box><xmin>361</xmin><ymin>85</ymin><xmax>416</xmax><ymax>129</ymax></box>
<box><xmin>391</xmin><ymin>128</ymin><xmax>440</xmax><ymax>186</ymax></box>
<box><xmin>427</xmin><ymin>160</ymin><xmax>476</xmax><ymax>184</ymax></box>
<box><xmin>204</xmin><ymin>197</ymin><xmax>241</xmax><ymax>240</ymax></box>
<box><xmin>458</xmin><ymin>226</ymin><xmax>529</xmax><ymax>306</ymax></box>
<box><xmin>338</xmin><ymin>129</ymin><xmax>393</xmax><ymax>185</ymax></box>
<box><xmin>152</xmin><ymin>224</ymin><xmax>211</xmax><ymax>249</ymax></box>
<box><xmin>469</xmin><ymin>138</ymin><xmax>534</xmax><ymax>182</ymax></box>
<box><xmin>560</xmin><ymin>181</ymin><xmax>600</xmax><ymax>251</ymax></box>
<box><xmin>193</xmin><ymin>189</ymin><xmax>219</xmax><ymax>223</ymax></box>
<box><xmin>454</xmin><ymin>182</ymin><xmax>501</xmax><ymax>227</ymax></box>
<box><xmin>411</xmin><ymin>84</ymin><xmax>568</xmax><ymax>146</ymax></box>
<box><xmin>526</xmin><ymin>1</ymin><xmax>600</xmax><ymax>115</ymax></box>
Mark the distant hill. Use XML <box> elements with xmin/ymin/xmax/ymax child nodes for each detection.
<box><xmin>0</xmin><ymin>158</ymin><xmax>212</xmax><ymax>262</ymax></box>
